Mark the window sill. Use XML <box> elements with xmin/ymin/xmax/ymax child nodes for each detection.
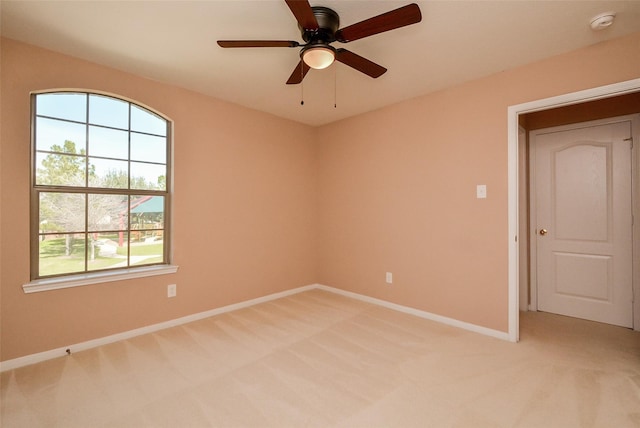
<box><xmin>23</xmin><ymin>265</ymin><xmax>179</xmax><ymax>294</ymax></box>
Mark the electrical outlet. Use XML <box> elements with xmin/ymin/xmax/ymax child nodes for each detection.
<box><xmin>167</xmin><ymin>284</ymin><xmax>177</xmax><ymax>298</ymax></box>
<box><xmin>386</xmin><ymin>272</ymin><xmax>393</xmax><ymax>284</ymax></box>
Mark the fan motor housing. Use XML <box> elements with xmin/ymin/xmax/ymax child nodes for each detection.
<box><xmin>300</xmin><ymin>6</ymin><xmax>340</xmax><ymax>43</ymax></box>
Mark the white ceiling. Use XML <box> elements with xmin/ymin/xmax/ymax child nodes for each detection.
<box><xmin>2</xmin><ymin>1</ymin><xmax>640</xmax><ymax>126</ymax></box>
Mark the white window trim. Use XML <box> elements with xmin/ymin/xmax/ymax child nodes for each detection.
<box><xmin>23</xmin><ymin>264</ymin><xmax>179</xmax><ymax>293</ymax></box>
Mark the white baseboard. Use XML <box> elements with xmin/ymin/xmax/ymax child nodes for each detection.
<box><xmin>317</xmin><ymin>285</ymin><xmax>511</xmax><ymax>342</ymax></box>
<box><xmin>1</xmin><ymin>283</ymin><xmax>509</xmax><ymax>372</ymax></box>
<box><xmin>0</xmin><ymin>284</ymin><xmax>316</xmax><ymax>372</ymax></box>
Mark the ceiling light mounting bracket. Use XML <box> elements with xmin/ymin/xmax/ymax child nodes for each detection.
<box><xmin>300</xmin><ymin>6</ymin><xmax>340</xmax><ymax>43</ymax></box>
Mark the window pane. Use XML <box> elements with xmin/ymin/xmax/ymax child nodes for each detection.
<box><xmin>131</xmin><ymin>162</ymin><xmax>166</xmax><ymax>190</ymax></box>
<box><xmin>130</xmin><ymin>239</ymin><xmax>164</xmax><ymax>267</ymax></box>
<box><xmin>131</xmin><ymin>132</ymin><xmax>166</xmax><ymax>163</ymax></box>
<box><xmin>89</xmin><ymin>94</ymin><xmax>129</xmax><ymax>129</ymax></box>
<box><xmin>128</xmin><ymin>192</ymin><xmax>164</xmax><ymax>265</ymax></box>
<box><xmin>36</xmin><ymin>153</ymin><xmax>86</xmax><ymax>186</ymax></box>
<box><xmin>88</xmin><ymin>126</ymin><xmax>128</xmax><ymax>159</ymax></box>
<box><xmin>130</xmin><ymin>196</ymin><xmax>163</xmax><ymax>231</ymax></box>
<box><xmin>39</xmin><ymin>192</ymin><xmax>86</xmax><ymax>233</ymax></box>
<box><xmin>88</xmin><ymin>194</ymin><xmax>128</xmax><ymax>231</ymax></box>
<box><xmin>36</xmin><ymin>93</ymin><xmax>86</xmax><ymax>122</ymax></box>
<box><xmin>130</xmin><ymin>195</ymin><xmax>164</xmax><ymax>222</ymax></box>
<box><xmin>39</xmin><ymin>233</ymin><xmax>86</xmax><ymax>276</ymax></box>
<box><xmin>36</xmin><ymin>117</ymin><xmax>86</xmax><ymax>153</ymax></box>
<box><xmin>88</xmin><ymin>232</ymin><xmax>129</xmax><ymax>271</ymax></box>
<box><xmin>131</xmin><ymin>105</ymin><xmax>166</xmax><ymax>136</ymax></box>
<box><xmin>88</xmin><ymin>157</ymin><xmax>129</xmax><ymax>188</ymax></box>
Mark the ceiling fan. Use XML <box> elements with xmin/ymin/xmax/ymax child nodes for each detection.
<box><xmin>217</xmin><ymin>1</ymin><xmax>422</xmax><ymax>85</ymax></box>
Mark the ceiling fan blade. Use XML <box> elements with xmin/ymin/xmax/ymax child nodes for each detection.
<box><xmin>285</xmin><ymin>0</ymin><xmax>319</xmax><ymax>30</ymax></box>
<box><xmin>286</xmin><ymin>60</ymin><xmax>311</xmax><ymax>85</ymax></box>
<box><xmin>335</xmin><ymin>3</ymin><xmax>422</xmax><ymax>43</ymax></box>
<box><xmin>217</xmin><ymin>40</ymin><xmax>300</xmax><ymax>48</ymax></box>
<box><xmin>335</xmin><ymin>49</ymin><xmax>387</xmax><ymax>78</ymax></box>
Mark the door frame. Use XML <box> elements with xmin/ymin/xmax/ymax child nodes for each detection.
<box><xmin>507</xmin><ymin>77</ymin><xmax>640</xmax><ymax>342</ymax></box>
<box><xmin>528</xmin><ymin>115</ymin><xmax>637</xmax><ymax>321</ymax></box>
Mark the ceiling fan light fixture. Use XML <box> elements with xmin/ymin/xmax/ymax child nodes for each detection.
<box><xmin>302</xmin><ymin>45</ymin><xmax>336</xmax><ymax>69</ymax></box>
<box><xmin>218</xmin><ymin>2</ymin><xmax>423</xmax><ymax>84</ymax></box>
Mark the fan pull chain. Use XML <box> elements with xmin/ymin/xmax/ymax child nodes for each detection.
<box><xmin>300</xmin><ymin>63</ymin><xmax>304</xmax><ymax>106</ymax></box>
<box><xmin>334</xmin><ymin>64</ymin><xmax>337</xmax><ymax>108</ymax></box>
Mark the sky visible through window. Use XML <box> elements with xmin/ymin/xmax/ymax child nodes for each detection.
<box><xmin>36</xmin><ymin>93</ymin><xmax>167</xmax><ymax>190</ymax></box>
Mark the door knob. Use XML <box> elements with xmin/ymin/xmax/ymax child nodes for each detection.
<box><xmin>539</xmin><ymin>229</ymin><xmax>548</xmax><ymax>236</ymax></box>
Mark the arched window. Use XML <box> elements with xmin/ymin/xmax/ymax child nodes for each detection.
<box><xmin>30</xmin><ymin>91</ymin><xmax>172</xmax><ymax>281</ymax></box>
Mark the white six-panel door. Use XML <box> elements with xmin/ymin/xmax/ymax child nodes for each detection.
<box><xmin>531</xmin><ymin>119</ymin><xmax>633</xmax><ymax>328</ymax></box>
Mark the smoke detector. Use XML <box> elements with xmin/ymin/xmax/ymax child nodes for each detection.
<box><xmin>590</xmin><ymin>12</ymin><xmax>616</xmax><ymax>30</ymax></box>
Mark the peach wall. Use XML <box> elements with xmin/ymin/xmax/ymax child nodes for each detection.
<box><xmin>316</xmin><ymin>31</ymin><xmax>640</xmax><ymax>332</ymax></box>
<box><xmin>0</xmin><ymin>39</ymin><xmax>318</xmax><ymax>361</ymax></box>
<box><xmin>2</xmin><ymin>31</ymin><xmax>639</xmax><ymax>362</ymax></box>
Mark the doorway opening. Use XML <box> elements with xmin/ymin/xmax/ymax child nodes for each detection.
<box><xmin>507</xmin><ymin>78</ymin><xmax>640</xmax><ymax>342</ymax></box>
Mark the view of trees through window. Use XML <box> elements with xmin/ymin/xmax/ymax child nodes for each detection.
<box><xmin>32</xmin><ymin>92</ymin><xmax>170</xmax><ymax>278</ymax></box>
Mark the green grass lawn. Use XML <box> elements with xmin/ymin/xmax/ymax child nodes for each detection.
<box><xmin>116</xmin><ymin>243</ymin><xmax>163</xmax><ymax>257</ymax></box>
<box><xmin>39</xmin><ymin>237</ymin><xmax>163</xmax><ymax>276</ymax></box>
<box><xmin>39</xmin><ymin>256</ymin><xmax>85</xmax><ymax>276</ymax></box>
<box><xmin>39</xmin><ymin>254</ymin><xmax>125</xmax><ymax>276</ymax></box>
<box><xmin>132</xmin><ymin>256</ymin><xmax>164</xmax><ymax>265</ymax></box>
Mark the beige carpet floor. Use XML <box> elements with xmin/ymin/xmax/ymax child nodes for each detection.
<box><xmin>2</xmin><ymin>289</ymin><xmax>639</xmax><ymax>427</ymax></box>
